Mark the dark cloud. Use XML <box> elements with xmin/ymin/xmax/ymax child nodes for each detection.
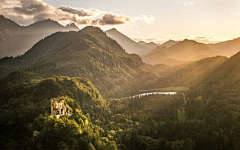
<box><xmin>0</xmin><ymin>0</ymin><xmax>5</xmax><ymax>4</ymax></box>
<box><xmin>59</xmin><ymin>6</ymin><xmax>99</xmax><ymax>17</ymax></box>
<box><xmin>11</xmin><ymin>0</ymin><xmax>74</xmax><ymax>22</ymax></box>
<box><xmin>0</xmin><ymin>0</ymin><xmax>6</xmax><ymax>5</ymax></box>
<box><xmin>96</xmin><ymin>14</ymin><xmax>131</xmax><ymax>25</ymax></box>
<box><xmin>13</xmin><ymin>0</ymin><xmax>50</xmax><ymax>15</ymax></box>
<box><xmin>0</xmin><ymin>0</ymin><xmax>155</xmax><ymax>26</ymax></box>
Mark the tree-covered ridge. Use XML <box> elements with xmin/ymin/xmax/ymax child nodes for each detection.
<box><xmin>2</xmin><ymin>24</ymin><xmax>240</xmax><ymax>150</ymax></box>
<box><xmin>0</xmin><ymin>73</ymin><xmax>116</xmax><ymax>150</ymax></box>
<box><xmin>192</xmin><ymin>51</ymin><xmax>240</xmax><ymax>98</ymax></box>
<box><xmin>1</xmin><ymin>72</ymin><xmax>240</xmax><ymax>149</ymax></box>
<box><xmin>30</xmin><ymin>102</ymin><xmax>117</xmax><ymax>150</ymax></box>
<box><xmin>141</xmin><ymin>56</ymin><xmax>228</xmax><ymax>92</ymax></box>
<box><xmin>0</xmin><ymin>71</ymin><xmax>102</xmax><ymax>104</ymax></box>
<box><xmin>0</xmin><ymin>26</ymin><xmax>156</xmax><ymax>98</ymax></box>
<box><xmin>164</xmin><ymin>56</ymin><xmax>228</xmax><ymax>87</ymax></box>
<box><xmin>100</xmin><ymin>93</ymin><xmax>240</xmax><ymax>150</ymax></box>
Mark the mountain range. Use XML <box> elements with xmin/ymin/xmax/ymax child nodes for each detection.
<box><xmin>0</xmin><ymin>26</ymin><xmax>157</xmax><ymax>98</ymax></box>
<box><xmin>138</xmin><ymin>41</ymin><xmax>159</xmax><ymax>49</ymax></box>
<box><xmin>159</xmin><ymin>39</ymin><xmax>217</xmax><ymax>61</ymax></box>
<box><xmin>208</xmin><ymin>37</ymin><xmax>240</xmax><ymax>57</ymax></box>
<box><xmin>142</xmin><ymin>39</ymin><xmax>218</xmax><ymax>65</ymax></box>
<box><xmin>2</xmin><ymin>15</ymin><xmax>240</xmax><ymax>67</ymax></box>
<box><xmin>160</xmin><ymin>40</ymin><xmax>178</xmax><ymax>48</ymax></box>
<box><xmin>106</xmin><ymin>28</ymin><xmax>152</xmax><ymax>56</ymax></box>
<box><xmin>0</xmin><ymin>15</ymin><xmax>79</xmax><ymax>58</ymax></box>
<box><xmin>3</xmin><ymin>2</ymin><xmax>240</xmax><ymax>149</ymax></box>
<box><xmin>142</xmin><ymin>46</ymin><xmax>186</xmax><ymax>66</ymax></box>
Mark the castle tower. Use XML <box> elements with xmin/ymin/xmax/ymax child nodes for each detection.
<box><xmin>50</xmin><ymin>99</ymin><xmax>68</xmax><ymax>118</ymax></box>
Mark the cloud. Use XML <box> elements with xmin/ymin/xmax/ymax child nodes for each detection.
<box><xmin>95</xmin><ymin>14</ymin><xmax>132</xmax><ymax>25</ymax></box>
<box><xmin>13</xmin><ymin>0</ymin><xmax>51</xmax><ymax>15</ymax></box>
<box><xmin>199</xmin><ymin>35</ymin><xmax>232</xmax><ymax>43</ymax></box>
<box><xmin>174</xmin><ymin>33</ymin><xmax>233</xmax><ymax>43</ymax></box>
<box><xmin>58</xmin><ymin>6</ymin><xmax>100</xmax><ymax>17</ymax></box>
<box><xmin>133</xmin><ymin>15</ymin><xmax>156</xmax><ymax>24</ymax></box>
<box><xmin>0</xmin><ymin>0</ymin><xmax>156</xmax><ymax>26</ymax></box>
<box><xmin>93</xmin><ymin>14</ymin><xmax>156</xmax><ymax>26</ymax></box>
<box><xmin>145</xmin><ymin>38</ymin><xmax>163</xmax><ymax>43</ymax></box>
<box><xmin>133</xmin><ymin>37</ymin><xmax>163</xmax><ymax>44</ymax></box>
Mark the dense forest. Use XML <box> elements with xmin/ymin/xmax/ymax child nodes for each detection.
<box><xmin>1</xmin><ymin>26</ymin><xmax>240</xmax><ymax>150</ymax></box>
<box><xmin>0</xmin><ymin>72</ymin><xmax>117</xmax><ymax>150</ymax></box>
<box><xmin>1</xmin><ymin>70</ymin><xmax>240</xmax><ymax>150</ymax></box>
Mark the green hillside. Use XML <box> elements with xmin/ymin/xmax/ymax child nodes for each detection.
<box><xmin>196</xmin><ymin>52</ymin><xmax>240</xmax><ymax>98</ymax></box>
<box><xmin>0</xmin><ymin>72</ymin><xmax>116</xmax><ymax>150</ymax></box>
<box><xmin>166</xmin><ymin>56</ymin><xmax>228</xmax><ymax>87</ymax></box>
<box><xmin>0</xmin><ymin>26</ymin><xmax>156</xmax><ymax>98</ymax></box>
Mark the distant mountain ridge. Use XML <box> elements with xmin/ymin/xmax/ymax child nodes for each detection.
<box><xmin>164</xmin><ymin>39</ymin><xmax>217</xmax><ymax>61</ymax></box>
<box><xmin>208</xmin><ymin>37</ymin><xmax>240</xmax><ymax>57</ymax></box>
<box><xmin>142</xmin><ymin>46</ymin><xmax>186</xmax><ymax>66</ymax></box>
<box><xmin>138</xmin><ymin>41</ymin><xmax>159</xmax><ymax>49</ymax></box>
<box><xmin>106</xmin><ymin>28</ymin><xmax>151</xmax><ymax>56</ymax></box>
<box><xmin>161</xmin><ymin>40</ymin><xmax>178</xmax><ymax>48</ymax></box>
<box><xmin>142</xmin><ymin>39</ymin><xmax>217</xmax><ymax>65</ymax></box>
<box><xmin>0</xmin><ymin>15</ymin><xmax>79</xmax><ymax>58</ymax></box>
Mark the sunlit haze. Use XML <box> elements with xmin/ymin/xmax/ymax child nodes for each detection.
<box><xmin>3</xmin><ymin>0</ymin><xmax>240</xmax><ymax>149</ymax></box>
<box><xmin>1</xmin><ymin>0</ymin><xmax>240</xmax><ymax>43</ymax></box>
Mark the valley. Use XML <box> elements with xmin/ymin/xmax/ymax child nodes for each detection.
<box><xmin>1</xmin><ymin>7</ymin><xmax>240</xmax><ymax>150</ymax></box>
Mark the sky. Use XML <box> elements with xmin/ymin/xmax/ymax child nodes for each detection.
<box><xmin>1</xmin><ymin>0</ymin><xmax>240</xmax><ymax>44</ymax></box>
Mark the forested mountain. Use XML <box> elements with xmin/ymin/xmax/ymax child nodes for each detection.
<box><xmin>0</xmin><ymin>73</ymin><xmax>117</xmax><ymax>150</ymax></box>
<box><xmin>106</xmin><ymin>28</ymin><xmax>151</xmax><ymax>56</ymax></box>
<box><xmin>2</xmin><ymin>25</ymin><xmax>240</xmax><ymax>150</ymax></box>
<box><xmin>138</xmin><ymin>41</ymin><xmax>159</xmax><ymax>49</ymax></box>
<box><xmin>142</xmin><ymin>46</ymin><xmax>186</xmax><ymax>65</ymax></box>
<box><xmin>208</xmin><ymin>37</ymin><xmax>240</xmax><ymax>56</ymax></box>
<box><xmin>0</xmin><ymin>15</ymin><xmax>79</xmax><ymax>58</ymax></box>
<box><xmin>2</xmin><ymin>0</ymin><xmax>240</xmax><ymax>149</ymax></box>
<box><xmin>143</xmin><ymin>56</ymin><xmax>228</xmax><ymax>92</ymax></box>
<box><xmin>165</xmin><ymin>56</ymin><xmax>228</xmax><ymax>87</ymax></box>
<box><xmin>0</xmin><ymin>26</ymin><xmax>158</xmax><ymax>98</ymax></box>
<box><xmin>2</xmin><ymin>72</ymin><xmax>240</xmax><ymax>150</ymax></box>
<box><xmin>196</xmin><ymin>51</ymin><xmax>240</xmax><ymax>97</ymax></box>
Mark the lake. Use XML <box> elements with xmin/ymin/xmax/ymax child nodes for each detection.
<box><xmin>127</xmin><ymin>92</ymin><xmax>177</xmax><ymax>98</ymax></box>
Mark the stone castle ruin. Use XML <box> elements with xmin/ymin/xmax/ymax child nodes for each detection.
<box><xmin>33</xmin><ymin>99</ymin><xmax>70</xmax><ymax>137</ymax></box>
<box><xmin>51</xmin><ymin>99</ymin><xmax>69</xmax><ymax>118</ymax></box>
